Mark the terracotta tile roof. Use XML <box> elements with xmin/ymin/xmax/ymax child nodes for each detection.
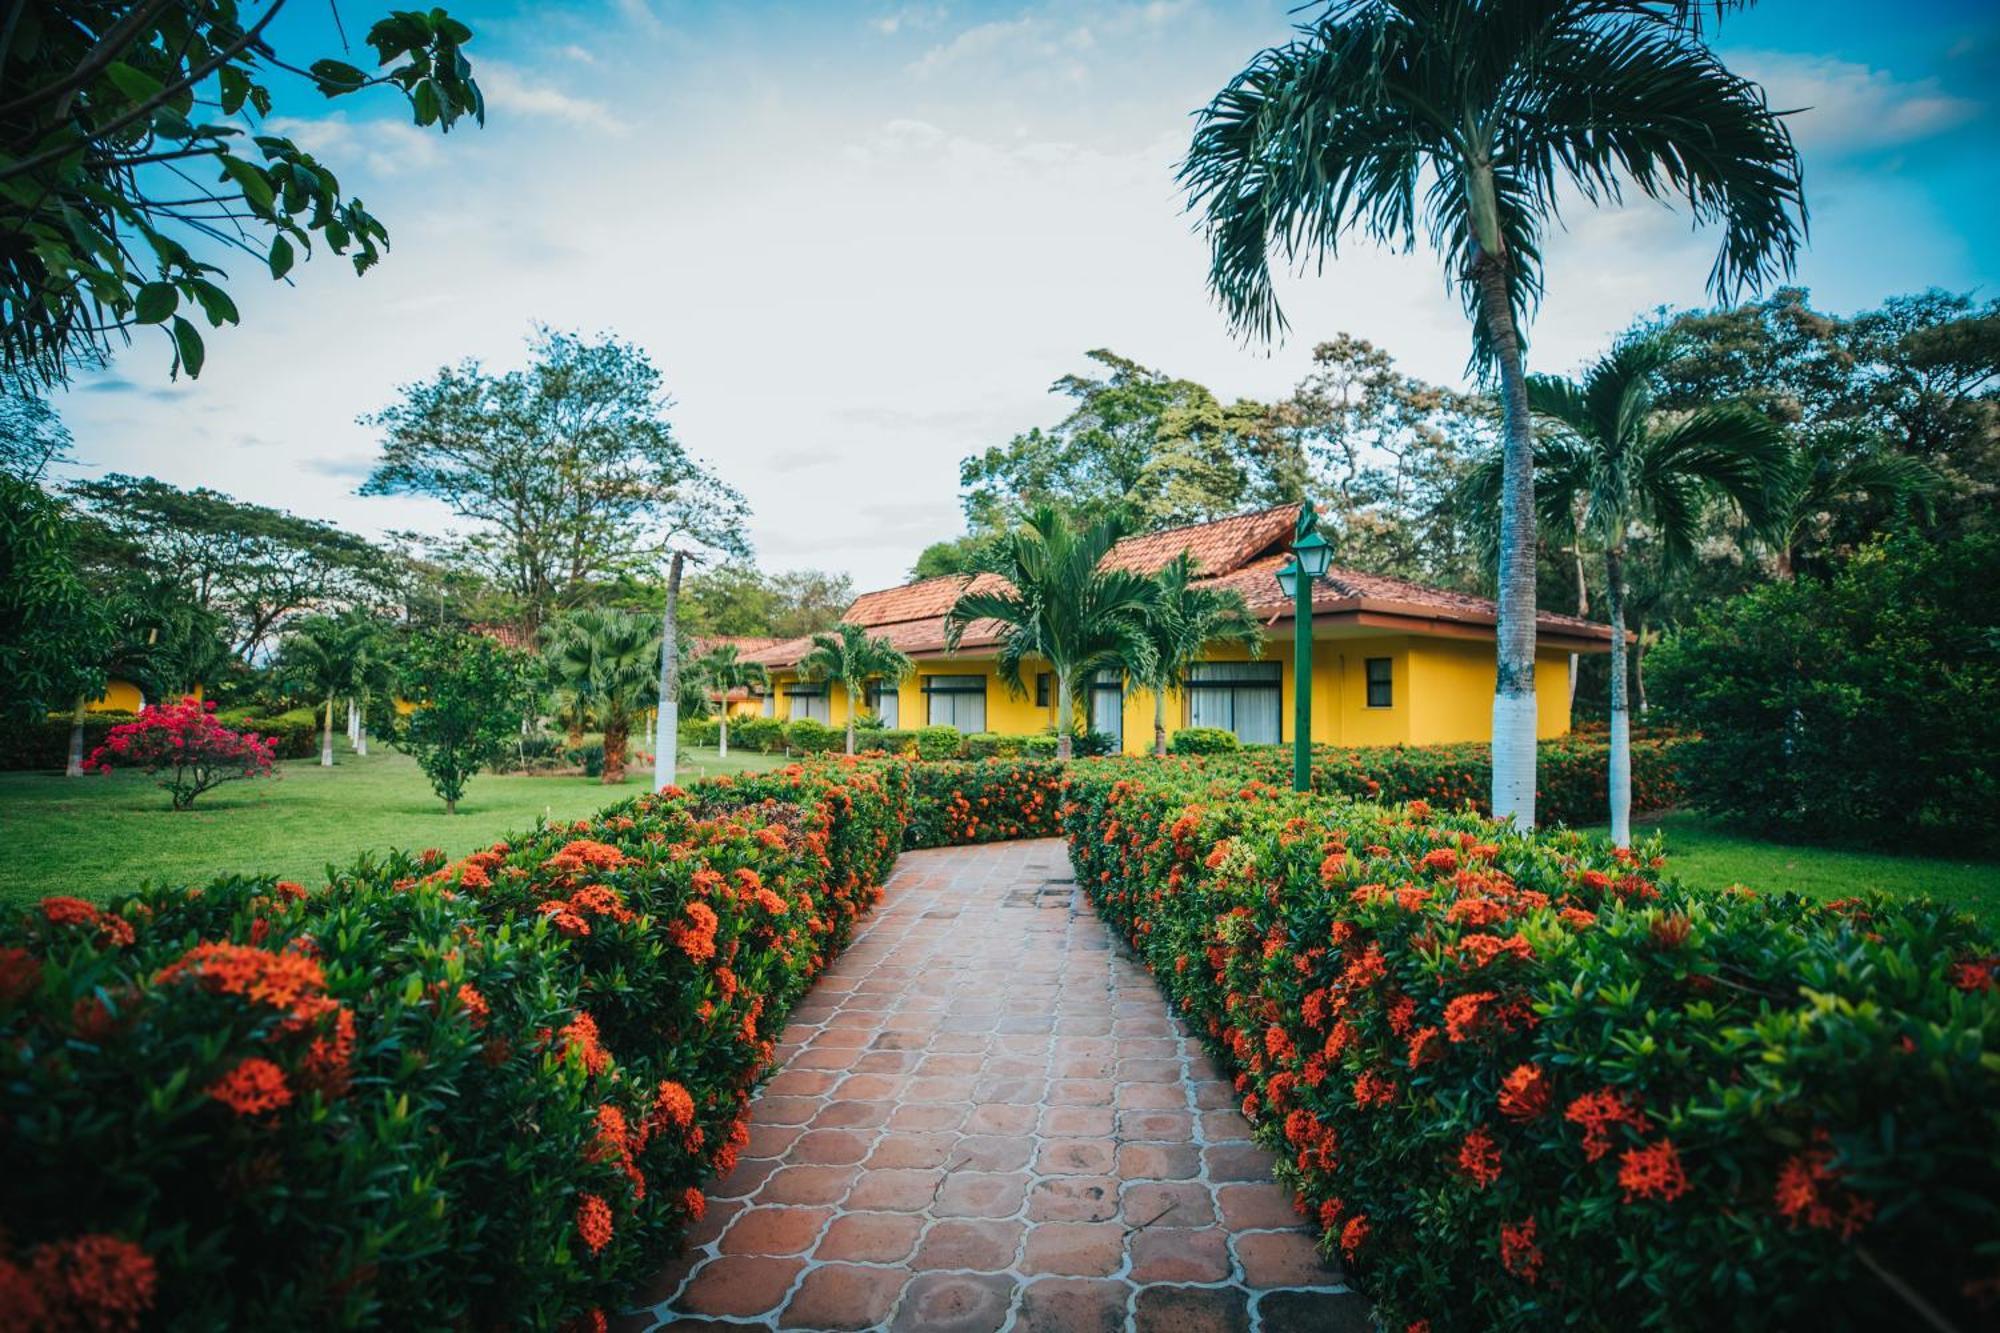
<box><xmin>1101</xmin><ymin>503</ymin><xmax>1301</xmax><ymax>576</ymax></box>
<box><xmin>745</xmin><ymin>503</ymin><xmax>1611</xmax><ymax>668</ymax></box>
<box><xmin>690</xmin><ymin>635</ymin><xmax>788</xmax><ymax>656</ymax></box>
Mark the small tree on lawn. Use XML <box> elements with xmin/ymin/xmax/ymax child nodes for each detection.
<box><xmin>798</xmin><ymin>624</ymin><xmax>913</xmax><ymax>757</ymax></box>
<box><xmin>545</xmin><ymin>609</ymin><xmax>661</xmax><ymax>785</ymax></box>
<box><xmin>395</xmin><ymin>630</ymin><xmax>535</xmax><ymax>814</ymax></box>
<box><xmin>691</xmin><ymin>643</ymin><xmax>769</xmax><ymax>758</ymax></box>
<box><xmin>84</xmin><ymin>697</ymin><xmax>275</xmax><ymax>811</ymax></box>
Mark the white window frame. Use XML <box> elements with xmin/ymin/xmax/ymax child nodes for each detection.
<box><xmin>1185</xmin><ymin>661</ymin><xmax>1282</xmax><ymax>744</ymax></box>
<box><xmin>923</xmin><ymin>675</ymin><xmax>987</xmax><ymax>732</ymax></box>
<box><xmin>785</xmin><ymin>682</ymin><xmax>829</xmax><ymax>723</ymax></box>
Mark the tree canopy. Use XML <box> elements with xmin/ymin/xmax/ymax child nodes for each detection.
<box><xmin>1</xmin><ymin>4</ymin><xmax>482</xmax><ymax>385</ymax></box>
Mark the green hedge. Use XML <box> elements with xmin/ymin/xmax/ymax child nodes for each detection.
<box><xmin>1060</xmin><ymin>763</ymin><xmax>1999</xmax><ymax>1331</ymax></box>
<box><xmin>1169</xmin><ymin>725</ymin><xmax>1241</xmax><ymax>755</ymax></box>
<box><xmin>0</xmin><ymin>761</ymin><xmax>912</xmax><ymax>1329</ymax></box>
<box><xmin>782</xmin><ymin>718</ymin><xmax>842</xmax><ymax>754</ymax></box>
<box><xmin>0</xmin><ymin>708</ymin><xmax>321</xmax><ymax>770</ymax></box>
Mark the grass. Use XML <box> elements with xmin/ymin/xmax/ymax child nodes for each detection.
<box><xmin>0</xmin><ymin>746</ymin><xmax>790</xmax><ymax>906</ymax></box>
<box><xmin>1605</xmin><ymin>810</ymin><xmax>2000</xmax><ymax>931</ymax></box>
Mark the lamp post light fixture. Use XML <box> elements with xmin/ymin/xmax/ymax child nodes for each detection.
<box><xmin>1274</xmin><ymin>500</ymin><xmax>1331</xmax><ymax>792</ymax></box>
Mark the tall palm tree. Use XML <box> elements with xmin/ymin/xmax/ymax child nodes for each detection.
<box><xmin>338</xmin><ymin>611</ymin><xmax>396</xmax><ymax>758</ymax></box>
<box><xmin>1468</xmin><ymin>333</ymin><xmax>1785</xmax><ymax>844</ymax></box>
<box><xmin>545</xmin><ymin>609</ymin><xmax>662</xmax><ymax>785</ymax></box>
<box><xmin>1761</xmin><ymin>437</ymin><xmax>1942</xmax><ymax>580</ymax></box>
<box><xmin>1136</xmin><ymin>553</ymin><xmax>1264</xmax><ymax>758</ymax></box>
<box><xmin>943</xmin><ymin>505</ymin><xmax>1156</xmax><ymax>761</ymax></box>
<box><xmin>797</xmin><ymin>622</ymin><xmax>913</xmax><ymax>757</ymax></box>
<box><xmin>691</xmin><ymin>642</ymin><xmax>770</xmax><ymax>758</ymax></box>
<box><xmin>279</xmin><ymin>615</ymin><xmax>368</xmax><ymax>768</ymax></box>
<box><xmin>1179</xmin><ymin>0</ymin><xmax>1804</xmax><ymax>827</ymax></box>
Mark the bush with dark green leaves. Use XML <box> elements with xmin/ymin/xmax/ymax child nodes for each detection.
<box><xmin>783</xmin><ymin>718</ymin><xmax>842</xmax><ymax>754</ymax></box>
<box><xmin>1651</xmin><ymin>532</ymin><xmax>2000</xmax><ymax>850</ymax></box>
<box><xmin>729</xmin><ymin>716</ymin><xmax>785</xmax><ymax>753</ymax></box>
<box><xmin>1169</xmin><ymin>726</ymin><xmax>1241</xmax><ymax>755</ymax></box>
<box><xmin>914</xmin><ymin>725</ymin><xmax>965</xmax><ymax>760</ymax></box>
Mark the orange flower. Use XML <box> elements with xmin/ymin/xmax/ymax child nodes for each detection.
<box><xmin>682</xmin><ymin>1186</ymin><xmax>706</xmax><ymax>1220</ymax></box>
<box><xmin>652</xmin><ymin>1080</ymin><xmax>696</xmax><ymax>1131</ymax></box>
<box><xmin>27</xmin><ymin>1235</ymin><xmax>157</xmax><ymax>1333</ymax></box>
<box><xmin>1498</xmin><ymin>1064</ymin><xmax>1549</xmax><ymax>1122</ymax></box>
<box><xmin>1338</xmin><ymin>1214</ymin><xmax>1370</xmax><ymax>1259</ymax></box>
<box><xmin>557</xmin><ymin>1012</ymin><xmax>613</xmax><ymax>1076</ymax></box>
<box><xmin>455</xmin><ymin>984</ymin><xmax>491</xmax><ymax>1027</ymax></box>
<box><xmin>1405</xmin><ymin>1026</ymin><xmax>1440</xmax><ymax>1070</ymax></box>
<box><xmin>0</xmin><ymin>946</ymin><xmax>41</xmax><ymax>1003</ymax></box>
<box><xmin>208</xmin><ymin>1057</ymin><xmax>292</xmax><ymax>1116</ymax></box>
<box><xmin>1564</xmin><ymin>1088</ymin><xmax>1647</xmax><ymax>1161</ymax></box>
<box><xmin>1459</xmin><ymin>1127</ymin><xmax>1501</xmax><ymax>1188</ymax></box>
<box><xmin>1499</xmin><ymin>1217</ymin><xmax>1543</xmax><ymax>1283</ymax></box>
<box><xmin>1774</xmin><ymin>1143</ymin><xmax>1876</xmax><ymax>1238</ymax></box>
<box><xmin>1443</xmin><ymin>990</ymin><xmax>1497</xmax><ymax>1043</ymax></box>
<box><xmin>575</xmin><ymin>1193</ymin><xmax>614</xmax><ymax>1254</ymax></box>
<box><xmin>1617</xmin><ymin>1138</ymin><xmax>1690</xmax><ymax>1204</ymax></box>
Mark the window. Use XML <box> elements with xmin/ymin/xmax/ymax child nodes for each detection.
<box><xmin>923</xmin><ymin>674</ymin><xmax>986</xmax><ymax>731</ymax></box>
<box><xmin>1088</xmin><ymin>668</ymin><xmax>1123</xmax><ymax>751</ymax></box>
<box><xmin>785</xmin><ymin>682</ymin><xmax>829</xmax><ymax>722</ymax></box>
<box><xmin>1185</xmin><ymin>661</ymin><xmax>1281</xmax><ymax>745</ymax></box>
<box><xmin>1035</xmin><ymin>672</ymin><xmax>1052</xmax><ymax>708</ymax></box>
<box><xmin>865</xmin><ymin>681</ymin><xmax>900</xmax><ymax>728</ymax></box>
<box><xmin>1365</xmin><ymin>657</ymin><xmax>1393</xmax><ymax>709</ymax></box>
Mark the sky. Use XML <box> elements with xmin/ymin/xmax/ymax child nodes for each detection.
<box><xmin>49</xmin><ymin>0</ymin><xmax>2000</xmax><ymax>593</ymax></box>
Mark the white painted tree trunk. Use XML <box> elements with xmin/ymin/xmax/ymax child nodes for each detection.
<box><xmin>321</xmin><ymin>696</ymin><xmax>335</xmax><ymax>767</ymax></box>
<box><xmin>845</xmin><ymin>678</ymin><xmax>858</xmax><ymax>756</ymax></box>
<box><xmin>356</xmin><ymin>689</ymin><xmax>370</xmax><ymax>756</ymax></box>
<box><xmin>1605</xmin><ymin>547</ymin><xmax>1632</xmax><ymax>848</ymax></box>
<box><xmin>1477</xmin><ymin>259</ymin><xmax>1538</xmax><ymax>830</ymax></box>
<box><xmin>347</xmin><ymin>698</ymin><xmax>359</xmax><ymax>747</ymax></box>
<box><xmin>1055</xmin><ymin>674</ymin><xmax>1074</xmax><ymax>760</ymax></box>
<box><xmin>66</xmin><ymin>695</ymin><xmax>87</xmax><ymax>777</ymax></box>
<box><xmin>718</xmin><ymin>714</ymin><xmax>729</xmax><ymax>758</ymax></box>
<box><xmin>653</xmin><ymin>551</ymin><xmax>685</xmax><ymax>792</ymax></box>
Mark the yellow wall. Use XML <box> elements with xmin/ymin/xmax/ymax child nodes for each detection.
<box><xmin>764</xmin><ymin>633</ymin><xmax>1582</xmax><ymax>753</ymax></box>
<box><xmin>88</xmin><ymin>679</ymin><xmax>145</xmax><ymax>714</ymax></box>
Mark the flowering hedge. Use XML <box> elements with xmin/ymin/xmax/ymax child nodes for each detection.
<box><xmin>896</xmin><ymin>758</ymin><xmax>1067</xmax><ymax>848</ymax></box>
<box><xmin>0</xmin><ymin>759</ymin><xmax>911</xmax><ymax>1330</ymax></box>
<box><xmin>1060</xmin><ymin>764</ymin><xmax>2000</xmax><ymax>1330</ymax></box>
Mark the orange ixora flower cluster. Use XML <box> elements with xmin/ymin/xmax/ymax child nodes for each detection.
<box><xmin>667</xmin><ymin>901</ymin><xmax>720</xmax><ymax>964</ymax></box>
<box><xmin>574</xmin><ymin>1193</ymin><xmax>613</xmax><ymax>1256</ymax></box>
<box><xmin>1617</xmin><ymin>1138</ymin><xmax>1691</xmax><ymax>1204</ymax></box>
<box><xmin>38</xmin><ymin>896</ymin><xmax>135</xmax><ymax>949</ymax></box>
<box><xmin>154</xmin><ymin>939</ymin><xmax>356</xmax><ymax>1100</ymax></box>
<box><xmin>1497</xmin><ymin>1063</ymin><xmax>1550</xmax><ymax>1122</ymax></box>
<box><xmin>1458</xmin><ymin>1127</ymin><xmax>1502</xmax><ymax>1188</ymax></box>
<box><xmin>1565</xmin><ymin>1088</ymin><xmax>1649</xmax><ymax>1161</ymax></box>
<box><xmin>207</xmin><ymin>1056</ymin><xmax>292</xmax><ymax>1117</ymax></box>
<box><xmin>1499</xmin><ymin>1217</ymin><xmax>1543</xmax><ymax>1284</ymax></box>
<box><xmin>1774</xmin><ymin>1140</ymin><xmax>1876</xmax><ymax>1239</ymax></box>
<box><xmin>0</xmin><ymin>1233</ymin><xmax>158</xmax><ymax>1333</ymax></box>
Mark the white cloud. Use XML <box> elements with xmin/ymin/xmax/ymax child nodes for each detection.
<box><xmin>265</xmin><ymin>113</ymin><xmax>443</xmax><ymax>175</ymax></box>
<box><xmin>477</xmin><ymin>62</ymin><xmax>626</xmax><ymax>135</ymax></box>
<box><xmin>1731</xmin><ymin>50</ymin><xmax>1984</xmax><ymax>156</ymax></box>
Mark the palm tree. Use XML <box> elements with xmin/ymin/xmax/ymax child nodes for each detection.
<box><xmin>797</xmin><ymin>622</ymin><xmax>913</xmax><ymax>757</ymax></box>
<box><xmin>943</xmin><ymin>505</ymin><xmax>1156</xmax><ymax>760</ymax></box>
<box><xmin>1179</xmin><ymin>0</ymin><xmax>1804</xmax><ymax>827</ymax></box>
<box><xmin>1136</xmin><ymin>553</ymin><xmax>1264</xmax><ymax>758</ymax></box>
<box><xmin>1761</xmin><ymin>437</ymin><xmax>1942</xmax><ymax>580</ymax></box>
<box><xmin>1468</xmin><ymin>333</ymin><xmax>1784</xmax><ymax>844</ymax></box>
<box><xmin>279</xmin><ymin>615</ymin><xmax>367</xmax><ymax>768</ymax></box>
<box><xmin>691</xmin><ymin>642</ymin><xmax>769</xmax><ymax>758</ymax></box>
<box><xmin>338</xmin><ymin>611</ymin><xmax>395</xmax><ymax>757</ymax></box>
<box><xmin>545</xmin><ymin>609</ymin><xmax>662</xmax><ymax>785</ymax></box>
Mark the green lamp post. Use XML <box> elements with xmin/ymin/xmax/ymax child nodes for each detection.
<box><xmin>1274</xmin><ymin>500</ymin><xmax>1332</xmax><ymax>793</ymax></box>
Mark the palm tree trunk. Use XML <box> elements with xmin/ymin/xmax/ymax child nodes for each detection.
<box><xmin>1568</xmin><ymin>540</ymin><xmax>1589</xmax><ymax>714</ymax></box>
<box><xmin>66</xmin><ymin>694</ymin><xmax>88</xmax><ymax>777</ymax></box>
<box><xmin>1476</xmin><ymin>257</ymin><xmax>1539</xmax><ymax>830</ymax></box>
<box><xmin>321</xmin><ymin>695</ymin><xmax>335</xmax><ymax>767</ymax></box>
<box><xmin>1634</xmin><ymin>620</ymin><xmax>1650</xmax><ymax>716</ymax></box>
<box><xmin>1055</xmin><ymin>673</ymin><xmax>1074</xmax><ymax>761</ymax></box>
<box><xmin>718</xmin><ymin>713</ymin><xmax>729</xmax><ymax>758</ymax></box>
<box><xmin>653</xmin><ymin>550</ymin><xmax>684</xmax><ymax>792</ymax></box>
<box><xmin>1153</xmin><ymin>684</ymin><xmax>1167</xmax><ymax>758</ymax></box>
<box><xmin>356</xmin><ymin>688</ymin><xmax>370</xmax><ymax>756</ymax></box>
<box><xmin>845</xmin><ymin>678</ymin><xmax>857</xmax><ymax>756</ymax></box>
<box><xmin>1605</xmin><ymin>546</ymin><xmax>1631</xmax><ymax>848</ymax></box>
<box><xmin>603</xmin><ymin>719</ymin><xmax>628</xmax><ymax>785</ymax></box>
<box><xmin>346</xmin><ymin>698</ymin><xmax>359</xmax><ymax>748</ymax></box>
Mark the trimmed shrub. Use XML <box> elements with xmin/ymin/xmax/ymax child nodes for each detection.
<box><xmin>568</xmin><ymin>741</ymin><xmax>607</xmax><ymax>778</ymax></box>
<box><xmin>1022</xmin><ymin>734</ymin><xmax>1059</xmax><ymax>758</ymax></box>
<box><xmin>961</xmin><ymin>732</ymin><xmax>1024</xmax><ymax>760</ymax></box>
<box><xmin>1169</xmin><ymin>726</ymin><xmax>1241</xmax><ymax>755</ymax></box>
<box><xmin>1060</xmin><ymin>763</ymin><xmax>2000</xmax><ymax>1332</ymax></box>
<box><xmin>679</xmin><ymin>717</ymin><xmax>721</xmax><ymax>749</ymax></box>
<box><xmin>898</xmin><ymin>758</ymin><xmax>1066</xmax><ymax>848</ymax></box>
<box><xmin>783</xmin><ymin>718</ymin><xmax>841</xmax><ymax>754</ymax></box>
<box><xmin>913</xmin><ymin>725</ymin><xmax>964</xmax><ymax>760</ymax></box>
<box><xmin>0</xmin><ymin>711</ymin><xmax>135</xmax><ymax>771</ymax></box>
<box><xmin>856</xmin><ymin>728</ymin><xmax>917</xmax><ymax>757</ymax></box>
<box><xmin>1650</xmin><ymin>532</ymin><xmax>2000</xmax><ymax>851</ymax></box>
<box><xmin>729</xmin><ymin>716</ymin><xmax>785</xmax><ymax>753</ymax></box>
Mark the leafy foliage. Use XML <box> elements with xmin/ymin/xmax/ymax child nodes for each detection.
<box><xmin>797</xmin><ymin>622</ymin><xmax>913</xmax><ymax>756</ymax></box>
<box><xmin>544</xmin><ymin>609</ymin><xmax>662</xmax><ymax>784</ymax></box>
<box><xmin>81</xmin><ymin>695</ymin><xmax>275</xmax><ymax>809</ymax></box>
<box><xmin>1062</xmin><ymin>761</ymin><xmax>1999</xmax><ymax>1332</ymax></box>
<box><xmin>1650</xmin><ymin>531</ymin><xmax>2000</xmax><ymax>851</ymax></box>
<box><xmin>0</xmin><ymin>476</ymin><xmax>110</xmax><ymax>721</ymax></box>
<box><xmin>393</xmin><ymin>630</ymin><xmax>536</xmax><ymax>813</ymax></box>
<box><xmin>0</xmin><ymin>3</ymin><xmax>482</xmax><ymax>385</ymax></box>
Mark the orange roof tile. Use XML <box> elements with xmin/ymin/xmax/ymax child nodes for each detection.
<box><xmin>1101</xmin><ymin>503</ymin><xmax>1300</xmax><ymax>576</ymax></box>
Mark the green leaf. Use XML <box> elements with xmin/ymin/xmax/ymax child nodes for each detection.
<box><xmin>269</xmin><ymin>235</ymin><xmax>295</xmax><ymax>280</ymax></box>
<box><xmin>134</xmin><ymin>282</ymin><xmax>177</xmax><ymax>324</ymax></box>
<box><xmin>189</xmin><ymin>279</ymin><xmax>239</xmax><ymax>327</ymax></box>
<box><xmin>218</xmin><ymin>156</ymin><xmax>275</xmax><ymax>213</ymax></box>
<box><xmin>170</xmin><ymin>315</ymin><xmax>205</xmax><ymax>378</ymax></box>
<box><xmin>219</xmin><ymin>67</ymin><xmax>250</xmax><ymax>116</ymax></box>
<box><xmin>309</xmin><ymin>59</ymin><xmax>369</xmax><ymax>95</ymax></box>
<box><xmin>412</xmin><ymin>80</ymin><xmax>441</xmax><ymax>127</ymax></box>
<box><xmin>103</xmin><ymin>61</ymin><xmax>164</xmax><ymax>105</ymax></box>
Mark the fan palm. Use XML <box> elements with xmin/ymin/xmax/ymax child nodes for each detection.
<box><xmin>943</xmin><ymin>505</ymin><xmax>1156</xmax><ymax>760</ymax></box>
<box><xmin>545</xmin><ymin>609</ymin><xmax>662</xmax><ymax>784</ymax></box>
<box><xmin>279</xmin><ymin>614</ymin><xmax>370</xmax><ymax>768</ymax></box>
<box><xmin>1466</xmin><ymin>333</ymin><xmax>1785</xmax><ymax>844</ymax></box>
<box><xmin>797</xmin><ymin>622</ymin><xmax>914</xmax><ymax>757</ymax></box>
<box><xmin>692</xmin><ymin>642</ymin><xmax>770</xmax><ymax>758</ymax></box>
<box><xmin>1180</xmin><ymin>0</ymin><xmax>1804</xmax><ymax>827</ymax></box>
<box><xmin>1136</xmin><ymin>553</ymin><xmax>1265</xmax><ymax>758</ymax></box>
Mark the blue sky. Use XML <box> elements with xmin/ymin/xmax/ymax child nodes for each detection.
<box><xmin>53</xmin><ymin>0</ymin><xmax>1999</xmax><ymax>590</ymax></box>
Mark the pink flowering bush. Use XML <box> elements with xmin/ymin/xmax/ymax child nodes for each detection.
<box><xmin>84</xmin><ymin>697</ymin><xmax>276</xmax><ymax>810</ymax></box>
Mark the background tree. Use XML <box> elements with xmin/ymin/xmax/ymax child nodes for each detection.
<box><xmin>337</xmin><ymin>611</ymin><xmax>396</xmax><ymax>757</ymax></box>
<box><xmin>362</xmin><ymin>328</ymin><xmax>747</xmax><ymax>638</ymax></box>
<box><xmin>1135</xmin><ymin>553</ymin><xmax>1263</xmax><ymax>757</ymax></box>
<box><xmin>797</xmin><ymin>623</ymin><xmax>912</xmax><ymax>757</ymax></box>
<box><xmin>0</xmin><ymin>476</ymin><xmax>111</xmax><ymax>723</ymax></box>
<box><xmin>1181</xmin><ymin>0</ymin><xmax>1804</xmax><ymax>827</ymax></box>
<box><xmin>943</xmin><ymin>506</ymin><xmax>1155</xmax><ymax>760</ymax></box>
<box><xmin>0</xmin><ymin>4</ymin><xmax>481</xmax><ymax>386</ymax></box>
<box><xmin>1468</xmin><ymin>335</ymin><xmax>1783</xmax><ymax>844</ymax></box>
<box><xmin>69</xmin><ymin>474</ymin><xmax>391</xmax><ymax>657</ymax></box>
<box><xmin>393</xmin><ymin>629</ymin><xmax>534</xmax><ymax>814</ymax></box>
<box><xmin>0</xmin><ymin>393</ymin><xmax>74</xmax><ymax>480</ymax></box>
<box><xmin>545</xmin><ymin>609</ymin><xmax>662</xmax><ymax>785</ymax></box>
<box><xmin>910</xmin><ymin>533</ymin><xmax>1001</xmax><ymax>580</ymax></box>
<box><xmin>278</xmin><ymin>614</ymin><xmax>365</xmax><ymax>767</ymax></box>
<box><xmin>689</xmin><ymin>643</ymin><xmax>768</xmax><ymax>758</ymax></box>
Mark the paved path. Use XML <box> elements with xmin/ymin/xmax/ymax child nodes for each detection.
<box><xmin>619</xmin><ymin>839</ymin><xmax>1371</xmax><ymax>1332</ymax></box>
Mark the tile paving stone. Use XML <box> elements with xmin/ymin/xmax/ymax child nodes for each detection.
<box><xmin>617</xmin><ymin>838</ymin><xmax>1367</xmax><ymax>1332</ymax></box>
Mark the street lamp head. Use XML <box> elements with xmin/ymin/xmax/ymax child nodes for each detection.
<box><xmin>1292</xmin><ymin>528</ymin><xmax>1333</xmax><ymax>579</ymax></box>
<box><xmin>1275</xmin><ymin>559</ymin><xmax>1301</xmax><ymax>602</ymax></box>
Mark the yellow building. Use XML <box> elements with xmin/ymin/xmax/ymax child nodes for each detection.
<box><xmin>743</xmin><ymin>505</ymin><xmax>1612</xmax><ymax>754</ymax></box>
<box><xmin>87</xmin><ymin>679</ymin><xmax>147</xmax><ymax>713</ymax></box>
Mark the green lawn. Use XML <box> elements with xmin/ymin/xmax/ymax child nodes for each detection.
<box><xmin>1604</xmin><ymin>811</ymin><xmax>2000</xmax><ymax>930</ymax></box>
<box><xmin>0</xmin><ymin>747</ymin><xmax>789</xmax><ymax>906</ymax></box>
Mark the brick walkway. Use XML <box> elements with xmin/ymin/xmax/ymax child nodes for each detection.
<box><xmin>618</xmin><ymin>839</ymin><xmax>1371</xmax><ymax>1332</ymax></box>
